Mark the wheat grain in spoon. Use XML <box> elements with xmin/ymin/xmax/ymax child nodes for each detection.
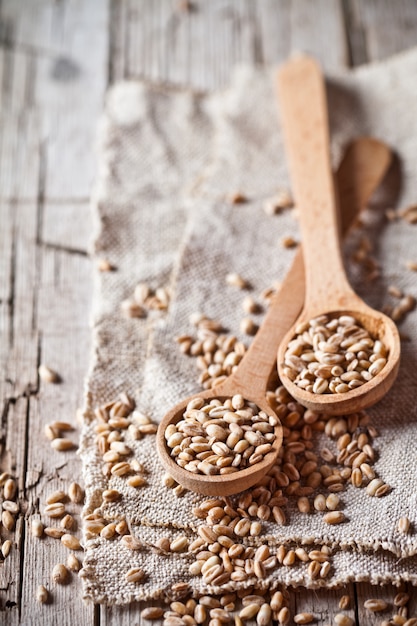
<box><xmin>276</xmin><ymin>55</ymin><xmax>400</xmax><ymax>415</ymax></box>
<box><xmin>157</xmin><ymin>136</ymin><xmax>392</xmax><ymax>496</ymax></box>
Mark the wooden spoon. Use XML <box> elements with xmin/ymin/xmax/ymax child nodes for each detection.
<box><xmin>276</xmin><ymin>55</ymin><xmax>400</xmax><ymax>416</ymax></box>
<box><xmin>157</xmin><ymin>135</ymin><xmax>392</xmax><ymax>496</ymax></box>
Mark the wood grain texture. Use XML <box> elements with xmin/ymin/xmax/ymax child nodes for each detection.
<box><xmin>356</xmin><ymin>583</ymin><xmax>399</xmax><ymax>625</ymax></box>
<box><xmin>125</xmin><ymin>0</ymin><xmax>283</xmax><ymax>88</ymax></box>
<box><xmin>0</xmin><ymin>398</ymin><xmax>27</xmax><ymax>625</ymax></box>
<box><xmin>0</xmin><ymin>0</ymin><xmax>104</xmax><ymax>623</ymax></box>
<box><xmin>277</xmin><ymin>55</ymin><xmax>349</xmax><ymax>304</ymax></box>
<box><xmin>1</xmin><ymin>0</ymin><xmax>417</xmax><ymax>623</ymax></box>
<box><xmin>293</xmin><ymin>584</ymin><xmax>356</xmax><ymax>624</ymax></box>
<box><xmin>256</xmin><ymin>0</ymin><xmax>291</xmax><ymax>64</ymax></box>
<box><xmin>42</xmin><ymin>202</ymin><xmax>92</xmax><ymax>253</ymax></box>
<box><xmin>20</xmin><ymin>246</ymin><xmax>93</xmax><ymax>624</ymax></box>
<box><xmin>102</xmin><ymin>601</ymin><xmax>148</xmax><ymax>626</ymax></box>
<box><xmin>353</xmin><ymin>0</ymin><xmax>417</xmax><ymax>62</ymax></box>
<box><xmin>290</xmin><ymin>0</ymin><xmax>349</xmax><ymax>70</ymax></box>
<box><xmin>343</xmin><ymin>0</ymin><xmax>369</xmax><ymax>66</ymax></box>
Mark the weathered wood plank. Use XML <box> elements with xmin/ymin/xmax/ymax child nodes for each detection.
<box><xmin>0</xmin><ymin>0</ymin><xmax>109</xmax><ymax>199</ymax></box>
<box><xmin>0</xmin><ymin>206</ymin><xmax>13</xmax><ymax>304</ymax></box>
<box><xmin>20</xmin><ymin>247</ymin><xmax>94</xmax><ymax>626</ymax></box>
<box><xmin>0</xmin><ymin>144</ymin><xmax>95</xmax><ymax>626</ymax></box>
<box><xmin>125</xmin><ymin>0</ymin><xmax>292</xmax><ymax>89</ymax></box>
<box><xmin>0</xmin><ymin>115</ymin><xmax>41</xmax><ymax>402</ymax></box>
<box><xmin>0</xmin><ymin>115</ymin><xmax>41</xmax><ymax>401</ymax></box>
<box><xmin>0</xmin><ymin>47</ymin><xmax>35</xmax><ymax>112</ymax></box>
<box><xmin>255</xmin><ymin>0</ymin><xmax>291</xmax><ymax>64</ymax></box>
<box><xmin>42</xmin><ymin>106</ymin><xmax>102</xmax><ymax>201</ymax></box>
<box><xmin>125</xmin><ymin>0</ymin><xmax>226</xmax><ymax>88</ymax></box>
<box><xmin>109</xmin><ymin>0</ymin><xmax>352</xmax><ymax>89</ymax></box>
<box><xmin>0</xmin><ymin>0</ymin><xmax>55</xmax><ymax>53</ymax></box>
<box><xmin>36</xmin><ymin>0</ymin><xmax>109</xmax><ymax>199</ymax></box>
<box><xmin>109</xmin><ymin>0</ymin><xmax>128</xmax><ymax>83</ymax></box>
<box><xmin>42</xmin><ymin>201</ymin><xmax>91</xmax><ymax>253</ymax></box>
<box><xmin>0</xmin><ymin>1</ymin><xmax>108</xmax><ymax>624</ymax></box>
<box><xmin>0</xmin><ymin>113</ymin><xmax>40</xmax><ymax>201</ymax></box>
<box><xmin>1</xmin><ymin>198</ymin><xmax>40</xmax><ymax>402</ymax></box>
<box><xmin>101</xmin><ymin>602</ymin><xmax>143</xmax><ymax>626</ymax></box>
<box><xmin>293</xmin><ymin>584</ymin><xmax>356</xmax><ymax>624</ymax></box>
<box><xmin>0</xmin><ymin>397</ymin><xmax>28</xmax><ymax>625</ymax></box>
<box><xmin>356</xmin><ymin>583</ymin><xmax>399</xmax><ymax>625</ymax></box>
<box><xmin>352</xmin><ymin>0</ymin><xmax>417</xmax><ymax>63</ymax></box>
<box><xmin>342</xmin><ymin>0</ymin><xmax>369</xmax><ymax>66</ymax></box>
<box><xmin>290</xmin><ymin>0</ymin><xmax>349</xmax><ymax>71</ymax></box>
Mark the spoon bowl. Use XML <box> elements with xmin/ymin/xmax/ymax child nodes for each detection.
<box><xmin>276</xmin><ymin>55</ymin><xmax>401</xmax><ymax>415</ymax></box>
<box><xmin>277</xmin><ymin>301</ymin><xmax>400</xmax><ymax>415</ymax></box>
<box><xmin>157</xmin><ymin>388</ymin><xmax>283</xmax><ymax>496</ymax></box>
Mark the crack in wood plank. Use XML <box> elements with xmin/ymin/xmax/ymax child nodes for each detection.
<box><xmin>8</xmin><ymin>224</ymin><xmax>16</xmax><ymax>348</ymax></box>
<box><xmin>343</xmin><ymin>0</ymin><xmax>370</xmax><ymax>66</ymax></box>
<box><xmin>38</xmin><ymin>241</ymin><xmax>88</xmax><ymax>257</ymax></box>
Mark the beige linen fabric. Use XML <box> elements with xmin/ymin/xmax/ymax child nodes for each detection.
<box><xmin>80</xmin><ymin>49</ymin><xmax>417</xmax><ymax>603</ymax></box>
<box><xmin>83</xmin><ymin>536</ymin><xmax>417</xmax><ymax>604</ymax></box>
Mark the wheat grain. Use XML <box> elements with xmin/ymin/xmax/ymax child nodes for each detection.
<box><xmin>38</xmin><ymin>364</ymin><xmax>61</xmax><ymax>383</ymax></box>
<box><xmin>334</xmin><ymin>614</ymin><xmax>354</xmax><ymax>626</ymax></box>
<box><xmin>323</xmin><ymin>511</ymin><xmax>345</xmax><ymax>525</ymax></box>
<box><xmin>36</xmin><ymin>585</ymin><xmax>49</xmax><ymax>604</ymax></box>
<box><xmin>51</xmin><ymin>438</ymin><xmax>75</xmax><ymax>451</ymax></box>
<box><xmin>125</xmin><ymin>567</ymin><xmax>146</xmax><ymax>583</ymax></box>
<box><xmin>165</xmin><ymin>395</ymin><xmax>276</xmax><ymax>474</ymax></box>
<box><xmin>363</xmin><ymin>599</ymin><xmax>388</xmax><ymax>611</ymax></box>
<box><xmin>61</xmin><ymin>534</ymin><xmax>82</xmax><ymax>550</ymax></box>
<box><xmin>44</xmin><ymin>527</ymin><xmax>66</xmax><ymax>539</ymax></box>
<box><xmin>52</xmin><ymin>563</ymin><xmax>69</xmax><ymax>584</ymax></box>
<box><xmin>294</xmin><ymin>613</ymin><xmax>314</xmax><ymax>624</ymax></box>
<box><xmin>282</xmin><ymin>314</ymin><xmax>388</xmax><ymax>394</ymax></box>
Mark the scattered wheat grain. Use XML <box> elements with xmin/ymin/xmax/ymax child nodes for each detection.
<box><xmin>36</xmin><ymin>584</ymin><xmax>49</xmax><ymax>604</ymax></box>
<box><xmin>52</xmin><ymin>563</ymin><xmax>69</xmax><ymax>584</ymax></box>
<box><xmin>38</xmin><ymin>364</ymin><xmax>61</xmax><ymax>383</ymax></box>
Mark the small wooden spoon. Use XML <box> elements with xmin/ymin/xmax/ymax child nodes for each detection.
<box><xmin>157</xmin><ymin>135</ymin><xmax>392</xmax><ymax>496</ymax></box>
<box><xmin>276</xmin><ymin>55</ymin><xmax>400</xmax><ymax>415</ymax></box>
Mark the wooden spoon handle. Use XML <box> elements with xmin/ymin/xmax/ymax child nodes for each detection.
<box><xmin>277</xmin><ymin>55</ymin><xmax>354</xmax><ymax>313</ymax></box>
<box><xmin>229</xmin><ymin>138</ymin><xmax>391</xmax><ymax>395</ymax></box>
<box><xmin>338</xmin><ymin>137</ymin><xmax>391</xmax><ymax>233</ymax></box>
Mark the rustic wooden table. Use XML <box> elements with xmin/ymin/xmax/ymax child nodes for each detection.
<box><xmin>1</xmin><ymin>1</ymin><xmax>417</xmax><ymax>624</ymax></box>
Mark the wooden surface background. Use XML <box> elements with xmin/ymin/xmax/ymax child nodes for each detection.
<box><xmin>1</xmin><ymin>1</ymin><xmax>417</xmax><ymax>624</ymax></box>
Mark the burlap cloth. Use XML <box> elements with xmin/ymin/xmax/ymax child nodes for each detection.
<box><xmin>80</xmin><ymin>49</ymin><xmax>417</xmax><ymax>604</ymax></box>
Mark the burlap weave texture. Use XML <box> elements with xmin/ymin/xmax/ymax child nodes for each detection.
<box><xmin>80</xmin><ymin>50</ymin><xmax>417</xmax><ymax>603</ymax></box>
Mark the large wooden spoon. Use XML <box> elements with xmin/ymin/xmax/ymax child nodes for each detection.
<box><xmin>156</xmin><ymin>135</ymin><xmax>392</xmax><ymax>496</ymax></box>
<box><xmin>276</xmin><ymin>55</ymin><xmax>400</xmax><ymax>415</ymax></box>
